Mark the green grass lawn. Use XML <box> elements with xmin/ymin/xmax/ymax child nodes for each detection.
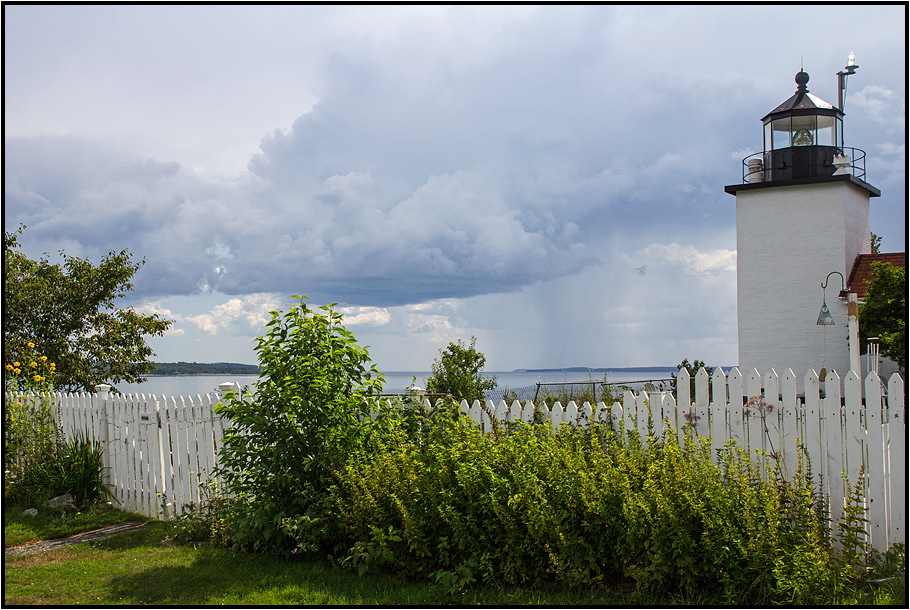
<box><xmin>4</xmin><ymin>510</ymin><xmax>629</xmax><ymax>605</ymax></box>
<box><xmin>4</xmin><ymin>504</ymin><xmax>905</xmax><ymax>606</ymax></box>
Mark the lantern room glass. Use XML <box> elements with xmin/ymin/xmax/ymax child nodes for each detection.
<box><xmin>816</xmin><ymin>115</ymin><xmax>836</xmax><ymax>147</ymax></box>
<box><xmin>771</xmin><ymin>117</ymin><xmax>791</xmax><ymax>150</ymax></box>
<box><xmin>791</xmin><ymin>115</ymin><xmax>816</xmax><ymax>146</ymax></box>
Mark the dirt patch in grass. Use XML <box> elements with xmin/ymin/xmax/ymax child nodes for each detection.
<box><xmin>5</xmin><ymin>546</ymin><xmax>97</xmax><ymax>568</ymax></box>
<box><xmin>4</xmin><ymin>522</ymin><xmax>147</xmax><ymax>559</ymax></box>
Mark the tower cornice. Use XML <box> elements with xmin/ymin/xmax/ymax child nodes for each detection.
<box><xmin>725</xmin><ymin>173</ymin><xmax>880</xmax><ymax>198</ymax></box>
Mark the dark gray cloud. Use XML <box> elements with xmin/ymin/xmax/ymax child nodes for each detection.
<box><xmin>4</xmin><ymin>5</ymin><xmax>905</xmax><ymax>318</ymax></box>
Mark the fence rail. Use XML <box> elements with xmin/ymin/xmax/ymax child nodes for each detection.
<box><xmin>13</xmin><ymin>367</ymin><xmax>904</xmax><ymax>552</ymax></box>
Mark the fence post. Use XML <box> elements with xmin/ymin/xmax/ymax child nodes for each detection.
<box><xmin>886</xmin><ymin>373</ymin><xmax>905</xmax><ymax>546</ymax></box>
<box><xmin>95</xmin><ymin>384</ymin><xmax>112</xmax><ymax>489</ymax></box>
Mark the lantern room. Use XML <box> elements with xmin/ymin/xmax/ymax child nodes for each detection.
<box><xmin>759</xmin><ymin>69</ymin><xmax>843</xmax><ymax>181</ymax></box>
<box><xmin>728</xmin><ymin>57</ymin><xmax>877</xmax><ymax>192</ymax></box>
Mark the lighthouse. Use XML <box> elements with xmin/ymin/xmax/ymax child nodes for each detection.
<box><xmin>725</xmin><ymin>58</ymin><xmax>880</xmax><ymax>386</ymax></box>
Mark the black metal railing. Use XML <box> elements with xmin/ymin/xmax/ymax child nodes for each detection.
<box><xmin>740</xmin><ymin>146</ymin><xmax>867</xmax><ymax>184</ymax></box>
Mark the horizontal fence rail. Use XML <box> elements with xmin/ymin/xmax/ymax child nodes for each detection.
<box><xmin>12</xmin><ymin>368</ymin><xmax>904</xmax><ymax>553</ymax></box>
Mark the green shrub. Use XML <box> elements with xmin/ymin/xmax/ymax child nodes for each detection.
<box><xmin>213</xmin><ymin>296</ymin><xmax>384</xmax><ymax>555</ymax></box>
<box><xmin>425</xmin><ymin>336</ymin><xmax>496</xmax><ymax>403</ymax></box>
<box><xmin>160</xmin><ymin>479</ymin><xmax>235</xmax><ymax>545</ymax></box>
<box><xmin>5</xmin><ymin>344</ymin><xmax>61</xmax><ymax>499</ymax></box>
<box><xmin>15</xmin><ymin>429</ymin><xmax>111</xmax><ymax>508</ymax></box>
<box><xmin>328</xmin><ymin>408</ymin><xmax>858</xmax><ymax>603</ymax></box>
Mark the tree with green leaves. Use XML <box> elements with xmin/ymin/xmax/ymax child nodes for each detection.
<box><xmin>859</xmin><ymin>261</ymin><xmax>906</xmax><ymax>378</ymax></box>
<box><xmin>670</xmin><ymin>358</ymin><xmax>714</xmax><ymax>400</ymax></box>
<box><xmin>4</xmin><ymin>227</ymin><xmax>172</xmax><ymax>392</ymax></box>
<box><xmin>425</xmin><ymin>336</ymin><xmax>497</xmax><ymax>403</ymax></box>
<box><xmin>214</xmin><ymin>297</ymin><xmax>384</xmax><ymax>553</ymax></box>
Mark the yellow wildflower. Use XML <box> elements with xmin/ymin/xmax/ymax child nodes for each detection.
<box><xmin>27</xmin><ymin>342</ymin><xmax>35</xmax><ymax>348</ymax></box>
<box><xmin>14</xmin><ymin>368</ymin><xmax>21</xmax><ymax>375</ymax></box>
<box><xmin>31</xmin><ymin>361</ymin><xmax>38</xmax><ymax>368</ymax></box>
<box><xmin>33</xmin><ymin>375</ymin><xmax>42</xmax><ymax>382</ymax></box>
<box><xmin>40</xmin><ymin>355</ymin><xmax>47</xmax><ymax>361</ymax></box>
<box><xmin>13</xmin><ymin>362</ymin><xmax>20</xmax><ymax>367</ymax></box>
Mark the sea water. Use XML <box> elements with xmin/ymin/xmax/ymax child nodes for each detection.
<box><xmin>113</xmin><ymin>368</ymin><xmax>676</xmax><ymax>399</ymax></box>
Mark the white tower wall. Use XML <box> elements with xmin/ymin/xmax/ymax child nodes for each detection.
<box><xmin>735</xmin><ymin>180</ymin><xmax>871</xmax><ymax>387</ymax></box>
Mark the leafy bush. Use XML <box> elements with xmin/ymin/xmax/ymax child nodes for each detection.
<box><xmin>197</xmin><ymin>300</ymin><xmax>891</xmax><ymax>604</ymax></box>
<box><xmin>15</xmin><ymin>430</ymin><xmax>111</xmax><ymax>508</ymax></box>
<box><xmin>327</xmin><ymin>408</ymin><xmax>860</xmax><ymax>603</ymax></box>
<box><xmin>5</xmin><ymin>393</ymin><xmax>61</xmax><ymax>498</ymax></box>
<box><xmin>160</xmin><ymin>480</ymin><xmax>235</xmax><ymax>545</ymax></box>
<box><xmin>425</xmin><ymin>336</ymin><xmax>496</xmax><ymax>403</ymax></box>
<box><xmin>213</xmin><ymin>297</ymin><xmax>384</xmax><ymax>554</ymax></box>
<box><xmin>5</xmin><ymin>343</ymin><xmax>60</xmax><ymax>482</ymax></box>
<box><xmin>5</xmin><ymin>343</ymin><xmax>67</xmax><ymax>503</ymax></box>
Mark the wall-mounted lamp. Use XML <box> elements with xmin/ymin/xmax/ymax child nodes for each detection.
<box><xmin>817</xmin><ymin>271</ymin><xmax>847</xmax><ymax>325</ymax></box>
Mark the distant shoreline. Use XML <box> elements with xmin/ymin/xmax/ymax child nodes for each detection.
<box><xmin>144</xmin><ymin>373</ymin><xmax>261</xmax><ymax>377</ymax></box>
<box><xmin>148</xmin><ymin>362</ymin><xmax>259</xmax><ymax>376</ymax></box>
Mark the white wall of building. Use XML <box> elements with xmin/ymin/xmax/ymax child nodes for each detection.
<box><xmin>735</xmin><ymin>180</ymin><xmax>871</xmax><ymax>389</ymax></box>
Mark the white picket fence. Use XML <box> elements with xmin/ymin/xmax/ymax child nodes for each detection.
<box><xmin>25</xmin><ymin>367</ymin><xmax>905</xmax><ymax>552</ymax></box>
<box><xmin>47</xmin><ymin>384</ymin><xmax>230</xmax><ymax>520</ymax></box>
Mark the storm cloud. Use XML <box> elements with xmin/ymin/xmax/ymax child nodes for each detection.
<box><xmin>4</xmin><ymin>5</ymin><xmax>905</xmax><ymax>369</ymax></box>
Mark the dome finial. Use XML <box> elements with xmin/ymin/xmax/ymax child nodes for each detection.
<box><xmin>795</xmin><ymin>69</ymin><xmax>809</xmax><ymax>92</ymax></box>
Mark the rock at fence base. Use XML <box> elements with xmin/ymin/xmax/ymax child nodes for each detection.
<box><xmin>21</xmin><ymin>508</ymin><xmax>38</xmax><ymax>517</ymax></box>
<box><xmin>45</xmin><ymin>493</ymin><xmax>77</xmax><ymax>512</ymax></box>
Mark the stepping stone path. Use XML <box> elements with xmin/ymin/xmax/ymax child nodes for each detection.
<box><xmin>5</xmin><ymin>523</ymin><xmax>146</xmax><ymax>558</ymax></box>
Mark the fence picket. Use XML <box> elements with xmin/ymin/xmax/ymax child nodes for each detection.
<box><xmin>677</xmin><ymin>368</ymin><xmax>691</xmax><ymax>409</ymax></box>
<box><xmin>565</xmin><ymin>401</ymin><xmax>579</xmax><ymax>427</ymax></box>
<box><xmin>199</xmin><ymin>394</ymin><xmax>216</xmax><ymax>490</ymax></box>
<box><xmin>886</xmin><ymin>374</ymin><xmax>904</xmax><ymax>546</ymax></box>
<box><xmin>779</xmin><ymin>370</ymin><xmax>799</xmax><ymax>480</ymax></box>
<box><xmin>113</xmin><ymin>395</ymin><xmax>129</xmax><ymax>511</ymax></box>
<box><xmin>745</xmin><ymin>369</ymin><xmax>763</xmax><ymax>459</ymax></box>
<box><xmin>635</xmin><ymin>394</ymin><xmax>650</xmax><ymax>442</ymax></box>
<box><xmin>822</xmin><ymin>370</ymin><xmax>844</xmax><ymax>539</ymax></box>
<box><xmin>621</xmin><ymin>391</ymin><xmax>635</xmax><ymax>439</ymax></box>
<box><xmin>864</xmin><ymin>372</ymin><xmax>886</xmax><ymax>552</ymax></box>
<box><xmin>509</xmin><ymin>400</ymin><xmax>522</xmax><ymax>424</ymax></box>
<box><xmin>650</xmin><ymin>392</ymin><xmax>665</xmax><ymax>440</ymax></box>
<box><xmin>173</xmin><ymin>396</ymin><xmax>191</xmax><ymax>515</ymax></box>
<box><xmin>728</xmin><ymin>368</ymin><xmax>745</xmax><ymax>447</ymax></box>
<box><xmin>158</xmin><ymin>396</ymin><xmax>176</xmax><ymax>517</ymax></box>
<box><xmin>710</xmin><ymin>368</ymin><xmax>728</xmax><ymax>455</ymax></box>
<box><xmin>663</xmin><ymin>393</ymin><xmax>677</xmax><ymax>445</ymax></box>
<box><xmin>842</xmin><ymin>371</ymin><xmax>865</xmax><ymax>489</ymax></box>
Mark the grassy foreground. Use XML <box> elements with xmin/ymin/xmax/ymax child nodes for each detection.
<box><xmin>3</xmin><ymin>507</ymin><xmax>630</xmax><ymax>605</ymax></box>
<box><xmin>4</xmin><ymin>504</ymin><xmax>905</xmax><ymax>606</ymax></box>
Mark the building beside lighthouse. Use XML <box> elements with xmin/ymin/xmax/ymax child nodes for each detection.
<box><xmin>725</xmin><ymin>65</ymin><xmax>885</xmax><ymax>385</ymax></box>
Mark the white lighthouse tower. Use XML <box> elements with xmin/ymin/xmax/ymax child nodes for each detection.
<box><xmin>725</xmin><ymin>60</ymin><xmax>880</xmax><ymax>385</ymax></box>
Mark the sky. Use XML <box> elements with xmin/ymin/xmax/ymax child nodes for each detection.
<box><xmin>4</xmin><ymin>5</ymin><xmax>906</xmax><ymax>372</ymax></box>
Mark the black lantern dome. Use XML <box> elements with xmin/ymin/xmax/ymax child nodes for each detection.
<box><xmin>760</xmin><ymin>70</ymin><xmax>843</xmax><ymax>181</ymax></box>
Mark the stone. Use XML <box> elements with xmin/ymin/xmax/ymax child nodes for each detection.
<box><xmin>21</xmin><ymin>508</ymin><xmax>38</xmax><ymax>517</ymax></box>
<box><xmin>45</xmin><ymin>493</ymin><xmax>77</xmax><ymax>513</ymax></box>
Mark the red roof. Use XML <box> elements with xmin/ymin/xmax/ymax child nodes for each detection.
<box><xmin>848</xmin><ymin>253</ymin><xmax>906</xmax><ymax>299</ymax></box>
